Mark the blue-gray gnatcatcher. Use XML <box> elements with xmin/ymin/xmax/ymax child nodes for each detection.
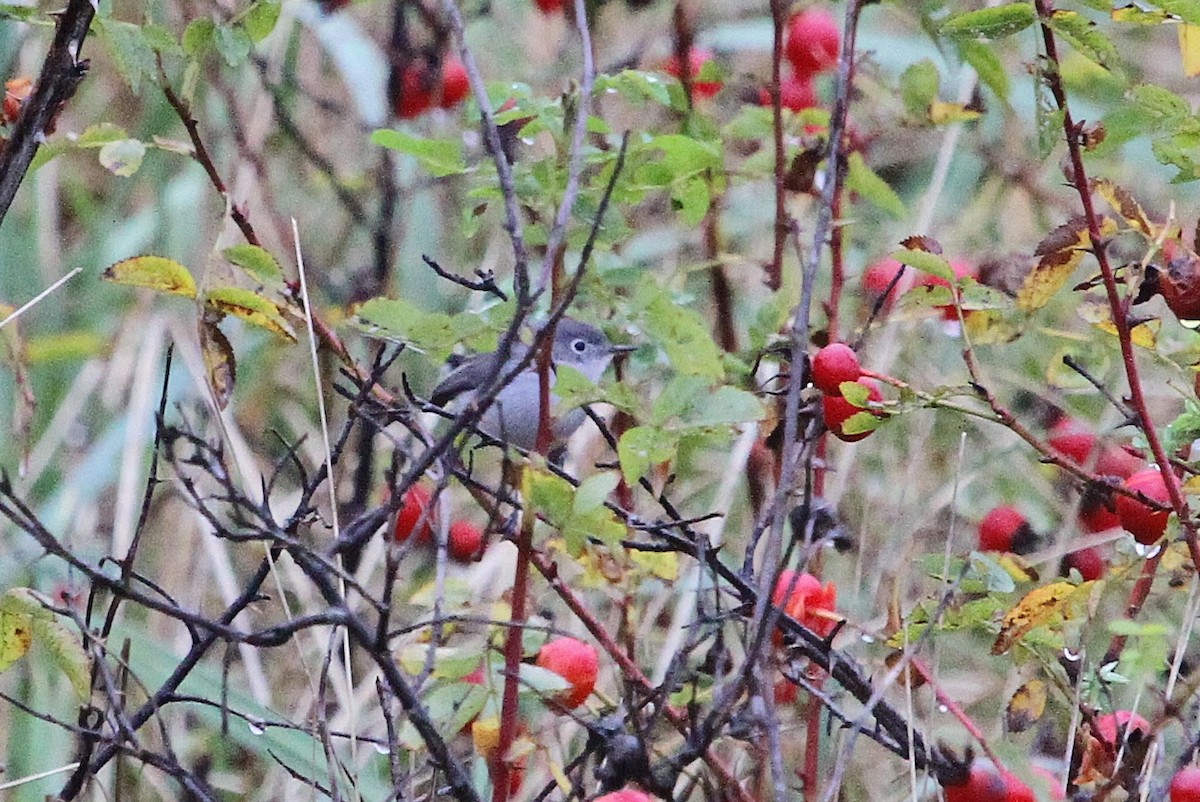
<box><xmin>431</xmin><ymin>318</ymin><xmax>631</xmax><ymax>451</ymax></box>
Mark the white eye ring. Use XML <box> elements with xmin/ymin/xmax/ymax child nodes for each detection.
<box><xmin>571</xmin><ymin>339</ymin><xmax>587</xmax><ymax>353</ymax></box>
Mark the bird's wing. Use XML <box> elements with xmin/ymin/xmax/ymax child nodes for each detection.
<box><xmin>430</xmin><ymin>343</ymin><xmax>529</xmax><ymax>407</ymax></box>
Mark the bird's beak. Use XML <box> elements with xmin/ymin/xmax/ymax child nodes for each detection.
<box><xmin>609</xmin><ymin>344</ymin><xmax>638</xmax><ymax>355</ymax></box>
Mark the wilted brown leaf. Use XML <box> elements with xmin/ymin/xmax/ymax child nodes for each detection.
<box><xmin>1006</xmin><ymin>679</ymin><xmax>1047</xmax><ymax>733</ymax></box>
<box><xmin>992</xmin><ymin>581</ymin><xmax>1078</xmax><ymax>654</ymax></box>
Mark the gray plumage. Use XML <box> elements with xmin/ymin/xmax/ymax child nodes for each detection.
<box><xmin>431</xmin><ymin>319</ymin><xmax>625</xmax><ymax>449</ymax></box>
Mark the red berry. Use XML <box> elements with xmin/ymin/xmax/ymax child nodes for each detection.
<box><xmin>1115</xmin><ymin>468</ymin><xmax>1172</xmax><ymax>545</ymax></box>
<box><xmin>594</xmin><ymin>791</ymin><xmax>653</xmax><ymax>802</ymax></box>
<box><xmin>536</xmin><ymin>637</ymin><xmax>598</xmax><ymax>708</ymax></box>
<box><xmin>916</xmin><ymin>260</ymin><xmax>976</xmax><ymax>320</ymax></box>
<box><xmin>821</xmin><ymin>378</ymin><xmax>883</xmax><ymax>442</ymax></box>
<box><xmin>771</xmin><ymin>569</ymin><xmax>838</xmax><ymax>642</ymax></box>
<box><xmin>811</xmin><ymin>343</ymin><xmax>862</xmax><ymax>395</ymax></box>
<box><xmin>758</xmin><ymin>75</ymin><xmax>818</xmax><ymax>112</ymax></box>
<box><xmin>942</xmin><ymin>762</ymin><xmax>1008</xmax><ymax>802</ymax></box>
<box><xmin>978</xmin><ymin>505</ymin><xmax>1033</xmax><ymax>553</ymax></box>
<box><xmin>448</xmin><ymin>520</ymin><xmax>484</xmax><ymax>562</ymax></box>
<box><xmin>395</xmin><ymin>64</ymin><xmax>435</xmax><ymax>119</ymax></box>
<box><xmin>664</xmin><ymin>48</ymin><xmax>723</xmax><ymax>99</ymax></box>
<box><xmin>1094</xmin><ymin>710</ymin><xmax>1151</xmax><ymax>747</ymax></box>
<box><xmin>1003</xmin><ymin>773</ymin><xmax>1036</xmax><ymax>802</ymax></box>
<box><xmin>438</xmin><ymin>58</ymin><xmax>470</xmax><ymax>109</ymax></box>
<box><xmin>394</xmin><ymin>485</ymin><xmax>434</xmax><ymax>543</ymax></box>
<box><xmin>1048</xmin><ymin>417</ymin><xmax>1098</xmax><ymax>466</ymax></box>
<box><xmin>1170</xmin><ymin>766</ymin><xmax>1200</xmax><ymax>802</ymax></box>
<box><xmin>862</xmin><ymin>258</ymin><xmax>905</xmax><ymax>307</ymax></box>
<box><xmin>534</xmin><ymin>0</ymin><xmax>563</xmax><ymax>14</ymax></box>
<box><xmin>1062</xmin><ymin>546</ymin><xmax>1106</xmax><ymax>581</ymax></box>
<box><xmin>1096</xmin><ymin>445</ymin><xmax>1145</xmax><ymax>479</ymax></box>
<box><xmin>785</xmin><ymin>8</ymin><xmax>840</xmax><ymax>77</ymax></box>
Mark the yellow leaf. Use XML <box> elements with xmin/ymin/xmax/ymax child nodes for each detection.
<box><xmin>1181</xmin><ymin>24</ymin><xmax>1200</xmax><ymax>77</ymax></box>
<box><xmin>929</xmin><ymin>101</ymin><xmax>982</xmax><ymax>125</ymax></box>
<box><xmin>204</xmin><ymin>286</ymin><xmax>297</xmax><ymax>342</ymax></box>
<box><xmin>0</xmin><ymin>608</ymin><xmax>34</xmax><ymax>672</ymax></box>
<box><xmin>0</xmin><ymin>588</ymin><xmax>91</xmax><ymax>701</ymax></box>
<box><xmin>630</xmin><ymin>548</ymin><xmax>679</xmax><ymax>582</ymax></box>
<box><xmin>199</xmin><ymin>321</ymin><xmax>236</xmax><ymax>410</ymax></box>
<box><xmin>964</xmin><ymin>309</ymin><xmax>1019</xmax><ymax>344</ymax></box>
<box><xmin>1091</xmin><ymin>317</ymin><xmax>1159</xmax><ymax>348</ymax></box>
<box><xmin>102</xmin><ymin>255</ymin><xmax>197</xmax><ymax>298</ymax></box>
<box><xmin>1006</xmin><ymin>679</ymin><xmax>1048</xmax><ymax>733</ymax></box>
<box><xmin>992</xmin><ymin>581</ymin><xmax>1079</xmax><ymax>655</ymax></box>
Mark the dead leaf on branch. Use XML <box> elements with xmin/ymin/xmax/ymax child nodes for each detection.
<box><xmin>992</xmin><ymin>581</ymin><xmax>1079</xmax><ymax>655</ymax></box>
<box><xmin>1017</xmin><ymin>215</ymin><xmax>1117</xmax><ymax>310</ymax></box>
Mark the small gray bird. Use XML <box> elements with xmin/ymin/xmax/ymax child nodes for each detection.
<box><xmin>431</xmin><ymin>318</ymin><xmax>630</xmax><ymax>451</ymax></box>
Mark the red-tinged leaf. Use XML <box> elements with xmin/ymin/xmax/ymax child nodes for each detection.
<box><xmin>899</xmin><ymin>235</ymin><xmax>943</xmax><ymax>254</ymax></box>
<box><xmin>1032</xmin><ymin>216</ymin><xmax>1090</xmax><ymax>256</ymax></box>
<box><xmin>102</xmin><ymin>255</ymin><xmax>198</xmax><ymax>299</ymax></box>
<box><xmin>200</xmin><ymin>321</ymin><xmax>236</xmax><ymax>410</ymax></box>
<box><xmin>1018</xmin><ymin>248</ymin><xmax>1085</xmax><ymax>310</ymax></box>
<box><xmin>204</xmin><ymin>286</ymin><xmax>298</xmax><ymax>341</ymax></box>
<box><xmin>1093</xmin><ymin>179</ymin><xmax>1154</xmax><ymax>237</ymax></box>
<box><xmin>1019</xmin><ymin>216</ymin><xmax>1117</xmax><ymax>309</ymax></box>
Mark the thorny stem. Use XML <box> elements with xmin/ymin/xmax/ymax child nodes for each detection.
<box><xmin>766</xmin><ymin>4</ymin><xmax>863</xmax><ymax>801</ymax></box>
<box><xmin>1034</xmin><ymin>2</ymin><xmax>1200</xmax><ymax>658</ymax></box>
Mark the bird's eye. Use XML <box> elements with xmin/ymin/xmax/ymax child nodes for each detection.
<box><xmin>571</xmin><ymin>339</ymin><xmax>587</xmax><ymax>353</ymax></box>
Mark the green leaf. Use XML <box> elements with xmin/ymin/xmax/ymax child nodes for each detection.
<box><xmin>96</xmin><ymin>19</ymin><xmax>157</xmax><ymax>92</ymax></box>
<box><xmin>959</xmin><ymin>40</ymin><xmax>1010</xmax><ymax>101</ymax></box>
<box><xmin>1129</xmin><ymin>83</ymin><xmax>1192</xmax><ymax>126</ymax></box>
<box><xmin>593</xmin><ymin>70</ymin><xmax>673</xmax><ymax>107</ymax></box>
<box><xmin>940</xmin><ymin>3</ymin><xmax>1036</xmax><ymax>39</ymax></box>
<box><xmin>223</xmin><ymin>244</ymin><xmax>284</xmax><ymax>284</ymax></box>
<box><xmin>841</xmin><ymin>410</ymin><xmax>881</xmax><ymax>436</ymax></box>
<box><xmin>637</xmin><ymin>281</ymin><xmax>724</xmax><ymax>380</ymax></box>
<box><xmin>1047</xmin><ymin>9</ymin><xmax>1121</xmax><ymax>71</ymax></box>
<box><xmin>839</xmin><ymin>380</ymin><xmax>870</xmax><ymax>407</ymax></box>
<box><xmin>77</xmin><ymin>122</ymin><xmax>129</xmax><ymax>147</ymax></box>
<box><xmin>617</xmin><ymin>426</ymin><xmax>677</xmax><ymax>484</ymax></box>
<box><xmin>1160</xmin><ymin>0</ymin><xmax>1200</xmax><ymax>25</ymax></box>
<box><xmin>204</xmin><ymin>286</ymin><xmax>297</xmax><ymax>341</ymax></box>
<box><xmin>102</xmin><ymin>255</ymin><xmax>198</xmax><ymax>298</ymax></box>
<box><xmin>573</xmin><ymin>471</ymin><xmax>620</xmax><ymax>515</ymax></box>
<box><xmin>900</xmin><ymin>59</ymin><xmax>940</xmax><ymax>118</ymax></box>
<box><xmin>673</xmin><ymin>175</ymin><xmax>711</xmax><ymax>226</ymax></box>
<box><xmin>142</xmin><ymin>23</ymin><xmax>183</xmax><ymax>55</ymax></box>
<box><xmin>1164</xmin><ymin>404</ymin><xmax>1200</xmax><ymax>454</ymax></box>
<box><xmin>648</xmin><ymin>134</ymin><xmax>723</xmax><ymax>177</ymax></box>
<box><xmin>182</xmin><ymin>19</ymin><xmax>215</xmax><ymax>57</ymax></box>
<box><xmin>371</xmin><ymin>130</ymin><xmax>467</xmax><ymax>177</ymax></box>
<box><xmin>1035</xmin><ymin>70</ymin><xmax>1065</xmax><ymax>159</ymax></box>
<box><xmin>242</xmin><ymin>0</ymin><xmax>281</xmax><ymax>42</ymax></box>
<box><xmin>845</xmin><ymin>152</ymin><xmax>906</xmax><ymax>218</ymax></box>
<box><xmin>213</xmin><ymin>22</ymin><xmax>252</xmax><ymax>67</ymax></box>
<box><xmin>352</xmin><ymin>299</ymin><xmax>496</xmax><ymax>362</ymax></box>
<box><xmin>98</xmin><ymin>139</ymin><xmax>146</xmax><ymax>177</ymax></box>
<box><xmin>684</xmin><ymin>386</ymin><xmax>765</xmax><ymax>427</ymax></box>
<box><xmin>891</xmin><ymin>248</ymin><xmax>953</xmax><ymax>281</ymax></box>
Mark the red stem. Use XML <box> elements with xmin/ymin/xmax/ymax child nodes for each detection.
<box><xmin>1034</xmin><ymin>1</ymin><xmax>1200</xmax><ymax>649</ymax></box>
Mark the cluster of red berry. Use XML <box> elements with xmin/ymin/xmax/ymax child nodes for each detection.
<box><xmin>976</xmin><ymin>413</ymin><xmax>1175</xmax><ymax>580</ymax></box>
<box><xmin>811</xmin><ymin>342</ymin><xmax>885</xmax><ymax>442</ymax></box>
<box><xmin>759</xmin><ymin>7</ymin><xmax>840</xmax><ymax>112</ymax></box>
<box><xmin>392</xmin><ymin>484</ymin><xmax>484</xmax><ymax>562</ymax></box>
<box><xmin>393</xmin><ymin>58</ymin><xmax>470</xmax><ymax>120</ymax></box>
